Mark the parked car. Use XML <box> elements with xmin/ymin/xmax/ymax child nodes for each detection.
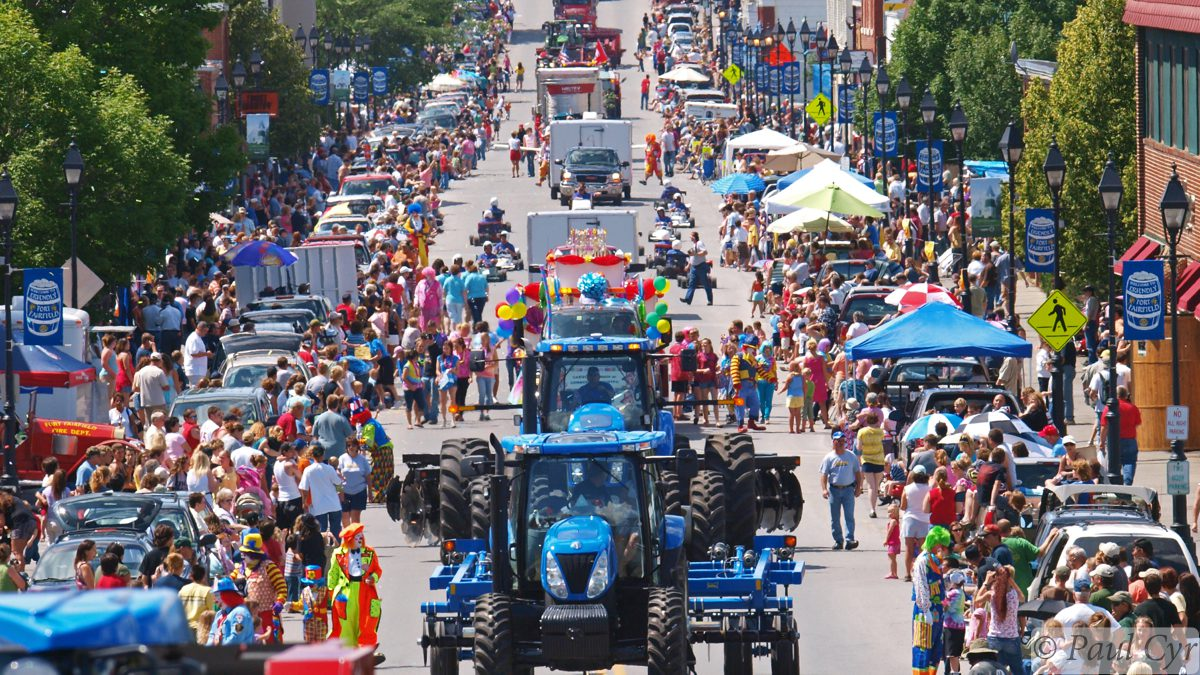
<box><xmin>44</xmin><ymin>493</ymin><xmax>166</xmax><ymax>543</ymax></box>
<box><xmin>244</xmin><ymin>295</ymin><xmax>333</xmax><ymax>323</ymax></box>
<box><xmin>1032</xmin><ymin>484</ymin><xmax>1162</xmax><ymax>545</ymax></box>
<box><xmin>168</xmin><ymin>386</ymin><xmax>265</xmax><ymax>427</ymax></box>
<box><xmin>221</xmin><ymin>349</ymin><xmax>311</xmax><ymax>389</ymax></box>
<box><xmin>31</xmin><ymin>530</ymin><xmax>150</xmax><ymax>590</ymax></box>
<box><xmin>837</xmin><ymin>286</ymin><xmax>895</xmax><ymax>340</ymax></box>
<box><xmin>215</xmin><ymin>331</ymin><xmax>305</xmax><ymax>373</ymax></box>
<box><xmin>879</xmin><ymin>357</ymin><xmax>991</xmax><ymax>405</ymax></box>
<box><xmin>323</xmin><ymin>194</ymin><xmax>384</xmax><ymax>216</ymax></box>
<box><xmin>1012</xmin><ymin>456</ymin><xmax>1067</xmax><ymax>510</ymax></box>
<box><xmin>338</xmin><ymin>173</ymin><xmax>396</xmax><ymax>197</ymax></box>
<box><xmin>237</xmin><ymin>309</ymin><xmax>318</xmax><ymax>335</ymax></box>
<box><xmin>143</xmin><ymin>491</ymin><xmax>202</xmax><ymax>543</ymax></box>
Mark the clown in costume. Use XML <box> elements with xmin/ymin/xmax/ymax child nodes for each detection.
<box><xmin>729</xmin><ymin>334</ymin><xmax>769</xmax><ymax>432</ymax></box>
<box><xmin>642</xmin><ymin>133</ymin><xmax>663</xmax><ymax>185</ymax></box>
<box><xmin>404</xmin><ymin>203</ymin><xmax>433</xmax><ymax>267</ymax></box>
<box><xmin>300</xmin><ymin>564</ymin><xmax>331</xmax><ymax>644</ymax></box>
<box><xmin>207</xmin><ymin>577</ymin><xmax>255</xmax><ymax>645</ymax></box>
<box><xmin>232</xmin><ymin>531</ymin><xmax>287</xmax><ymax>644</ymax></box>
<box><xmin>911</xmin><ymin>525</ymin><xmax>951</xmax><ymax>675</ymax></box>
<box><xmin>328</xmin><ymin>523</ymin><xmax>383</xmax><ymax>649</ymax></box>
<box><xmin>352</xmin><ymin>409</ymin><xmax>395</xmax><ymax>503</ymax></box>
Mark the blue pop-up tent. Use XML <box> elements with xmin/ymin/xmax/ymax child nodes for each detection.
<box><xmin>844</xmin><ymin>302</ymin><xmax>1032</xmax><ymax>360</ymax></box>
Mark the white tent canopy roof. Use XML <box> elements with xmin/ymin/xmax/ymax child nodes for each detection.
<box><xmin>726</xmin><ymin>128</ymin><xmax>799</xmax><ymax>151</ymax></box>
<box><xmin>765</xmin><ymin>158</ymin><xmax>889</xmax><ymax>215</ymax></box>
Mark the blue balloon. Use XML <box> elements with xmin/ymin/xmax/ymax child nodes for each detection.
<box><xmin>496</xmin><ymin>326</ymin><xmax>512</xmax><ymax>339</ymax></box>
<box><xmin>646</xmin><ymin>327</ymin><xmax>661</xmax><ymax>340</ymax></box>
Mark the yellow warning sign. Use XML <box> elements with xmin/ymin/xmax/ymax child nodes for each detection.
<box><xmin>1028</xmin><ymin>289</ymin><xmax>1087</xmax><ymax>352</ymax></box>
<box><xmin>807</xmin><ymin>93</ymin><xmax>833</xmax><ymax>127</ymax></box>
<box><xmin>722</xmin><ymin>64</ymin><xmax>743</xmax><ymax>85</ymax></box>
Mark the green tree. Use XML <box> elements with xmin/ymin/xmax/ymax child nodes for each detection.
<box><xmin>1013</xmin><ymin>0</ymin><xmax>1136</xmax><ymax>294</ymax></box>
<box><xmin>0</xmin><ymin>5</ymin><xmax>190</xmax><ymax>286</ymax></box>
<box><xmin>317</xmin><ymin>0</ymin><xmax>457</xmax><ymax>93</ymax></box>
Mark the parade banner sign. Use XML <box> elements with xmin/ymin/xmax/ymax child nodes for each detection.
<box><xmin>352</xmin><ymin>71</ymin><xmax>370</xmax><ymax>103</ymax></box>
<box><xmin>246</xmin><ymin>113</ymin><xmax>270</xmax><ymax>160</ymax></box>
<box><xmin>969</xmin><ymin>177</ymin><xmax>1003</xmax><ymax>238</ymax></box>
<box><xmin>309</xmin><ymin>69</ymin><xmax>330</xmax><ymax>105</ymax></box>
<box><xmin>331</xmin><ymin>70</ymin><xmax>352</xmax><ymax>102</ymax></box>
<box><xmin>873</xmin><ymin>111</ymin><xmax>898</xmax><ymax>156</ymax></box>
<box><xmin>371</xmin><ymin>67</ymin><xmax>389</xmax><ymax>95</ymax></box>
<box><xmin>810</xmin><ymin>63</ymin><xmax>832</xmax><ymax>98</ymax></box>
<box><xmin>779</xmin><ymin>62</ymin><xmax>802</xmax><ymax>95</ymax></box>
<box><xmin>1124</xmin><ymin>259</ymin><xmax>1166</xmax><ymax>340</ymax></box>
<box><xmin>1025</xmin><ymin>208</ymin><xmax>1056</xmax><ymax>274</ymax></box>
<box><xmin>24</xmin><ymin>268</ymin><xmax>63</xmax><ymax>346</ymax></box>
<box><xmin>915</xmin><ymin>140</ymin><xmax>943</xmax><ymax>193</ymax></box>
<box><xmin>837</xmin><ymin>85</ymin><xmax>856</xmax><ymax>124</ymax></box>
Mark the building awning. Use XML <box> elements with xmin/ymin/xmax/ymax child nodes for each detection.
<box><xmin>1176</xmin><ymin>261</ymin><xmax>1200</xmax><ymax>313</ymax></box>
<box><xmin>1124</xmin><ymin>0</ymin><xmax>1200</xmax><ymax>34</ymax></box>
<box><xmin>1114</xmin><ymin>235</ymin><xmax>1162</xmax><ymax>275</ymax></box>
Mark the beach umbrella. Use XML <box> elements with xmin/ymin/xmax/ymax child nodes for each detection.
<box><xmin>781</xmin><ymin>182</ymin><xmax>885</xmax><ymax>217</ymax></box>
<box><xmin>902</xmin><ymin>412</ymin><xmax>963</xmax><ymax>444</ymax></box>
<box><xmin>659</xmin><ymin>67</ymin><xmax>710</xmax><ymax>83</ymax></box>
<box><xmin>776</xmin><ymin>165</ymin><xmax>872</xmax><ymax>191</ymax></box>
<box><xmin>941</xmin><ymin>411</ymin><xmax>1054</xmax><ymax>456</ymax></box>
<box><xmin>427</xmin><ymin>74</ymin><xmax>466</xmax><ymax>91</ymax></box>
<box><xmin>762</xmin><ymin>143</ymin><xmax>840</xmax><ymax>172</ymax></box>
<box><xmin>765</xmin><ymin>208</ymin><xmax>854</xmax><ymax>234</ymax></box>
<box><xmin>225</xmin><ymin>240</ymin><xmax>298</xmax><ymax>267</ymax></box>
<box><xmin>885</xmin><ymin>282</ymin><xmax>962</xmax><ymax>311</ymax></box>
<box><xmin>710</xmin><ymin>172</ymin><xmax>766</xmax><ymax>195</ymax></box>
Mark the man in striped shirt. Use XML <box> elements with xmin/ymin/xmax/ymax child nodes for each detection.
<box><xmin>730</xmin><ymin>334</ymin><xmax>769</xmax><ymax>433</ymax></box>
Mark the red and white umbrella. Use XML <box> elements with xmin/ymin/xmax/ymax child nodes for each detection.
<box><xmin>885</xmin><ymin>282</ymin><xmax>962</xmax><ymax>311</ymax></box>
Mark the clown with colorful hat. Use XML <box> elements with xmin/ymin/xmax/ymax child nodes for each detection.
<box><xmin>299</xmin><ymin>564</ymin><xmax>331</xmax><ymax>643</ymax></box>
<box><xmin>328</xmin><ymin>522</ymin><xmax>383</xmax><ymax>655</ymax></box>
<box><xmin>231</xmin><ymin>530</ymin><xmax>287</xmax><ymax>644</ymax></box>
<box><xmin>206</xmin><ymin>577</ymin><xmax>255</xmax><ymax>645</ymax></box>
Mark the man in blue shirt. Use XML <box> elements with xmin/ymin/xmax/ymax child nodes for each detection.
<box><xmin>818</xmin><ymin>431</ymin><xmax>863</xmax><ymax>551</ymax></box>
<box><xmin>463</xmin><ymin>260</ymin><xmax>489</xmax><ymax>323</ymax></box>
<box><xmin>74</xmin><ymin>447</ymin><xmax>103</xmax><ymax>492</ymax></box>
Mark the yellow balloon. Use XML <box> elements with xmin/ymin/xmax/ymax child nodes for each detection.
<box><xmin>510</xmin><ymin>302</ymin><xmax>528</xmax><ymax>320</ymax></box>
<box><xmin>497</xmin><ymin>305</ymin><xmax>513</xmax><ymax>321</ymax></box>
<box><xmin>657</xmin><ymin>319</ymin><xmax>670</xmax><ymax>333</ymax></box>
<box><xmin>662</xmin><ymin>279</ymin><xmax>672</xmax><ymax>293</ymax></box>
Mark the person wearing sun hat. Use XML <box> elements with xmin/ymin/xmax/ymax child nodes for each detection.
<box><xmin>207</xmin><ymin>577</ymin><xmax>255</xmax><ymax>645</ymax></box>
<box><xmin>729</xmin><ymin>334</ymin><xmax>769</xmax><ymax>432</ymax></box>
<box><xmin>328</xmin><ymin>522</ymin><xmax>383</xmax><ymax>654</ymax></box>
<box><xmin>232</xmin><ymin>530</ymin><xmax>287</xmax><ymax>643</ymax></box>
<box><xmin>299</xmin><ymin>564</ymin><xmax>331</xmax><ymax>643</ymax></box>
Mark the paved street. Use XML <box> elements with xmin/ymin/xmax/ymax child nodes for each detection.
<box><xmin>307</xmin><ymin>0</ymin><xmax>914</xmax><ymax>670</ymax></box>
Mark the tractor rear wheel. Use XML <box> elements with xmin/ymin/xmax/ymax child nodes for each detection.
<box><xmin>705</xmin><ymin>433</ymin><xmax>757</xmax><ymax>549</ymax></box>
<box><xmin>646</xmin><ymin>588</ymin><xmax>687</xmax><ymax>675</ymax></box>
<box><xmin>724</xmin><ymin>642</ymin><xmax>753</xmax><ymax>675</ymax></box>
<box><xmin>469</xmin><ymin>477</ymin><xmax>491</xmax><ymax>540</ymax></box>
<box><xmin>659</xmin><ymin>469</ymin><xmax>682</xmax><ymax>517</ymax></box>
<box><xmin>473</xmin><ymin>593</ymin><xmax>516</xmax><ymax>675</ymax></box>
<box><xmin>439</xmin><ymin>438</ymin><xmax>488</xmax><ymax>541</ymax></box>
<box><xmin>430</xmin><ymin>644</ymin><xmax>459</xmax><ymax>674</ymax></box>
<box><xmin>770</xmin><ymin>639</ymin><xmax>799</xmax><ymax>674</ymax></box>
<box><xmin>686</xmin><ymin>470</ymin><xmax>726</xmax><ymax>561</ymax></box>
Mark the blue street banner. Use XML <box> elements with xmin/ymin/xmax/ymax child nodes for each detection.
<box><xmin>352</xmin><ymin>70</ymin><xmax>370</xmax><ymax>103</ymax></box>
<box><xmin>1025</xmin><ymin>208</ymin><xmax>1057</xmax><ymax>274</ymax></box>
<box><xmin>778</xmin><ymin>62</ymin><xmax>802</xmax><ymax>95</ymax></box>
<box><xmin>810</xmin><ymin>63</ymin><xmax>832</xmax><ymax>98</ymax></box>
<box><xmin>309</xmin><ymin>69</ymin><xmax>330</xmax><ymax>105</ymax></box>
<box><xmin>732</xmin><ymin>43</ymin><xmax>746</xmax><ymax>67</ymax></box>
<box><xmin>915</xmin><ymin>140</ymin><xmax>944</xmax><ymax>192</ymax></box>
<box><xmin>371</xmin><ymin>66</ymin><xmax>389</xmax><ymax>95</ymax></box>
<box><xmin>754</xmin><ymin>65</ymin><xmax>772</xmax><ymax>94</ymax></box>
<box><xmin>873</xmin><ymin>111</ymin><xmax>898</xmax><ymax>156</ymax></box>
<box><xmin>1124</xmin><ymin>259</ymin><xmax>1166</xmax><ymax>340</ymax></box>
<box><xmin>838</xmin><ymin>84</ymin><xmax>857</xmax><ymax>123</ymax></box>
<box><xmin>23</xmin><ymin>268</ymin><xmax>63</xmax><ymax>346</ymax></box>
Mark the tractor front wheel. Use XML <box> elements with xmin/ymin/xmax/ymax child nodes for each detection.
<box><xmin>473</xmin><ymin>593</ymin><xmax>516</xmax><ymax>675</ymax></box>
<box><xmin>659</xmin><ymin>469</ymin><xmax>682</xmax><ymax>517</ymax></box>
<box><xmin>469</xmin><ymin>476</ymin><xmax>491</xmax><ymax>540</ymax></box>
<box><xmin>430</xmin><ymin>644</ymin><xmax>459</xmax><ymax>674</ymax></box>
<box><xmin>646</xmin><ymin>588</ymin><xmax>687</xmax><ymax>675</ymax></box>
<box><xmin>705</xmin><ymin>434</ymin><xmax>757</xmax><ymax>549</ymax></box>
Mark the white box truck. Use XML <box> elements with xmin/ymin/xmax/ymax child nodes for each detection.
<box><xmin>548</xmin><ymin>118</ymin><xmax>634</xmax><ymax>201</ymax></box>
<box><xmin>235</xmin><ymin>243</ymin><xmax>359</xmax><ymax>311</ymax></box>
<box><xmin>527</xmin><ymin>209</ymin><xmax>642</xmax><ymax>285</ymax></box>
<box><xmin>536</xmin><ymin>66</ymin><xmax>602</xmax><ymax>121</ymax></box>
<box><xmin>684</xmin><ymin>101</ymin><xmax>740</xmax><ymax>121</ymax></box>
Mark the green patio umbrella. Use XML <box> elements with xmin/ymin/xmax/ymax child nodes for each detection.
<box><xmin>783</xmin><ymin>183</ymin><xmax>885</xmax><ymax>218</ymax></box>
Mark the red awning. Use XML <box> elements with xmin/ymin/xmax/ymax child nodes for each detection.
<box><xmin>1124</xmin><ymin>0</ymin><xmax>1200</xmax><ymax>34</ymax></box>
<box><xmin>1176</xmin><ymin>261</ymin><xmax>1200</xmax><ymax>313</ymax></box>
<box><xmin>1114</xmin><ymin>235</ymin><xmax>1162</xmax><ymax>275</ymax></box>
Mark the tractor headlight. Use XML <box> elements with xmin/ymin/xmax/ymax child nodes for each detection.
<box><xmin>586</xmin><ymin>549</ymin><xmax>612</xmax><ymax>599</ymax></box>
<box><xmin>544</xmin><ymin>551</ymin><xmax>569</xmax><ymax>600</ymax></box>
<box><xmin>562</xmin><ymin>170</ymin><xmax>573</xmax><ymax>180</ymax></box>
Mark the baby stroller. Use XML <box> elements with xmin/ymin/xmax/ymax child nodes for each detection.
<box><xmin>235</xmin><ymin>465</ymin><xmax>273</xmax><ymax>520</ymax></box>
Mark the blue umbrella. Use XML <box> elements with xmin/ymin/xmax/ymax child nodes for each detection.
<box><xmin>778</xmin><ymin>167</ymin><xmax>875</xmax><ymax>191</ymax></box>
<box><xmin>902</xmin><ymin>412</ymin><xmax>963</xmax><ymax>444</ymax></box>
<box><xmin>225</xmin><ymin>240</ymin><xmax>298</xmax><ymax>267</ymax></box>
<box><xmin>711</xmin><ymin>172</ymin><xmax>767</xmax><ymax>195</ymax></box>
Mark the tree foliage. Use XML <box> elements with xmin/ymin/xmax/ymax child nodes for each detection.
<box><xmin>228</xmin><ymin>0</ymin><xmax>321</xmax><ymax>159</ymax></box>
<box><xmin>889</xmin><ymin>0</ymin><xmax>1079</xmax><ymax>157</ymax></box>
<box><xmin>317</xmin><ymin>0</ymin><xmax>458</xmax><ymax>93</ymax></box>
<box><xmin>0</xmin><ymin>5</ymin><xmax>190</xmax><ymax>286</ymax></box>
<box><xmin>1012</xmin><ymin>0</ymin><xmax>1137</xmax><ymax>294</ymax></box>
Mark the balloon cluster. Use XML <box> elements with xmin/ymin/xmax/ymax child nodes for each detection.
<box><xmin>494</xmin><ymin>286</ymin><xmax>530</xmax><ymax>339</ymax></box>
<box><xmin>577</xmin><ymin>272</ymin><xmax>609</xmax><ymax>302</ymax></box>
<box><xmin>644</xmin><ymin>300</ymin><xmax>671</xmax><ymax>340</ymax></box>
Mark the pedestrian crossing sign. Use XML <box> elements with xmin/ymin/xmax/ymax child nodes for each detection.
<box><xmin>1028</xmin><ymin>289</ymin><xmax>1087</xmax><ymax>352</ymax></box>
<box><xmin>722</xmin><ymin>64</ymin><xmax>743</xmax><ymax>85</ymax></box>
<box><xmin>807</xmin><ymin>93</ymin><xmax>833</xmax><ymax>127</ymax></box>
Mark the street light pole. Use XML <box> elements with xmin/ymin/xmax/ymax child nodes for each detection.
<box><xmin>921</xmin><ymin>92</ymin><xmax>937</xmax><ymax>250</ymax></box>
<box><xmin>1097</xmin><ymin>153</ymin><xmax>1124</xmax><ymax>487</ymax></box>
<box><xmin>999</xmin><ymin>119</ymin><xmax>1024</xmax><ymax>334</ymax></box>
<box><xmin>0</xmin><ymin>170</ymin><xmax>17</xmax><ymax>485</ymax></box>
<box><xmin>949</xmin><ymin>102</ymin><xmax>968</xmax><ymax>312</ymax></box>
<box><xmin>799</xmin><ymin>19</ymin><xmax>811</xmax><ymax>143</ymax></box>
<box><xmin>63</xmin><ymin>141</ymin><xmax>84</xmax><ymax>309</ymax></box>
<box><xmin>823</xmin><ymin>33</ymin><xmax>838</xmax><ymax>151</ymax></box>
<box><xmin>1043</xmin><ymin>136</ymin><xmax>1067</xmax><ymax>434</ymax></box>
<box><xmin>784</xmin><ymin>19</ymin><xmax>798</xmax><ymax>139</ymax></box>
<box><xmin>1159</xmin><ymin>165</ymin><xmax>1195</xmax><ymax>553</ymax></box>
<box><xmin>877</xmin><ymin>64</ymin><xmax>891</xmax><ymax>214</ymax></box>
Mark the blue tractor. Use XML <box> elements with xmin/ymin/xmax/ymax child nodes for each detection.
<box><xmin>417</xmin><ymin>403</ymin><xmax>806</xmax><ymax>674</ymax></box>
<box><xmin>392</xmin><ymin>335</ymin><xmax>803</xmax><ymax>560</ymax></box>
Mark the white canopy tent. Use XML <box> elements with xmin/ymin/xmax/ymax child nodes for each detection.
<box><xmin>764</xmin><ymin>158</ymin><xmax>889</xmax><ymax>215</ymax></box>
<box><xmin>724</xmin><ymin>128</ymin><xmax>799</xmax><ymax>160</ymax></box>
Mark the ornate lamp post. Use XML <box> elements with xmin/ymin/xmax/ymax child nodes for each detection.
<box><xmin>895</xmin><ymin>76</ymin><xmax>912</xmax><ymax>217</ymax></box>
<box><xmin>1097</xmin><ymin>153</ymin><xmax>1123</xmax><ymax>487</ymax></box>
<box><xmin>876</xmin><ymin>63</ymin><xmax>891</xmax><ymax>198</ymax></box>
<box><xmin>783</xmin><ymin>19</ymin><xmax>798</xmax><ymax>138</ymax></box>
<box><xmin>799</xmin><ymin>19</ymin><xmax>812</xmax><ymax>142</ymax></box>
<box><xmin>1042</xmin><ymin>136</ymin><xmax>1067</xmax><ymax>433</ymax></box>
<box><xmin>948</xmin><ymin>102</ymin><xmax>968</xmax><ymax>312</ymax></box>
<box><xmin>1159</xmin><ymin>166</ymin><xmax>1195</xmax><ymax>553</ymax></box>
<box><xmin>837</xmin><ymin>47</ymin><xmax>852</xmax><ymax>152</ymax></box>
<box><xmin>998</xmin><ymin>119</ymin><xmax>1024</xmax><ymax>335</ymax></box>
<box><xmin>63</xmin><ymin>141</ymin><xmax>84</xmax><ymax>309</ymax></box>
<box><xmin>0</xmin><ymin>170</ymin><xmax>17</xmax><ymax>485</ymax></box>
<box><xmin>921</xmin><ymin>91</ymin><xmax>937</xmax><ymax>248</ymax></box>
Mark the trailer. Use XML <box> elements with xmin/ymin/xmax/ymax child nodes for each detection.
<box><xmin>234</xmin><ymin>243</ymin><xmax>358</xmax><ymax>312</ymax></box>
<box><xmin>548</xmin><ymin>118</ymin><xmax>633</xmax><ymax>199</ymax></box>
<box><xmin>527</xmin><ymin>209</ymin><xmax>641</xmax><ymax>275</ymax></box>
<box><xmin>536</xmin><ymin>66</ymin><xmax>602</xmax><ymax>121</ymax></box>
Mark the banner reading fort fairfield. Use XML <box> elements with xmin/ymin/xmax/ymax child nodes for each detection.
<box><xmin>23</xmin><ymin>267</ymin><xmax>63</xmax><ymax>346</ymax></box>
<box><xmin>1123</xmin><ymin>259</ymin><xmax>1166</xmax><ymax>340</ymax></box>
